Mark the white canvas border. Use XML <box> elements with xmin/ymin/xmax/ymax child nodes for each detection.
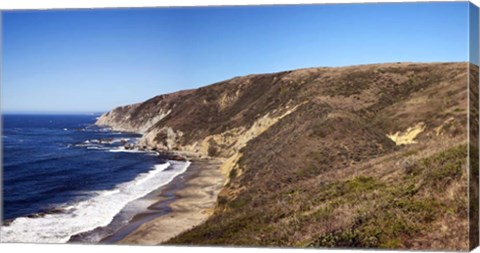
<box><xmin>0</xmin><ymin>1</ymin><xmax>479</xmax><ymax>253</ymax></box>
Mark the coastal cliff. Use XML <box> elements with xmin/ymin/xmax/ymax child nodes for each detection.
<box><xmin>96</xmin><ymin>62</ymin><xmax>477</xmax><ymax>250</ymax></box>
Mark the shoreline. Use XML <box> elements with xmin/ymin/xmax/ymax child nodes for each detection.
<box><xmin>82</xmin><ymin>123</ymin><xmax>227</xmax><ymax>244</ymax></box>
<box><xmin>101</xmin><ymin>157</ymin><xmax>225</xmax><ymax>245</ymax></box>
<box><xmin>2</xmin><ymin>120</ymin><xmax>226</xmax><ymax>244</ymax></box>
<box><xmin>67</xmin><ymin>156</ymin><xmax>191</xmax><ymax>244</ymax></box>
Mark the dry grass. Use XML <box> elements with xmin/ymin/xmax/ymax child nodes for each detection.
<box><xmin>98</xmin><ymin>62</ymin><xmax>473</xmax><ymax>250</ymax></box>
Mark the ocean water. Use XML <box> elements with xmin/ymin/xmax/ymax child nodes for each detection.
<box><xmin>1</xmin><ymin>114</ymin><xmax>189</xmax><ymax>243</ymax></box>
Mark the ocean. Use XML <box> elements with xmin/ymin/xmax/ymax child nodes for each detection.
<box><xmin>1</xmin><ymin>114</ymin><xmax>190</xmax><ymax>243</ymax></box>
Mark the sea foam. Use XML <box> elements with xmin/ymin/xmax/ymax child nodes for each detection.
<box><xmin>0</xmin><ymin>160</ymin><xmax>191</xmax><ymax>243</ymax></box>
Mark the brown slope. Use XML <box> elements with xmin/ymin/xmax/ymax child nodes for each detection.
<box><xmin>96</xmin><ymin>62</ymin><xmax>472</xmax><ymax>250</ymax></box>
<box><xmin>98</xmin><ymin>62</ymin><xmax>468</xmax><ymax>154</ymax></box>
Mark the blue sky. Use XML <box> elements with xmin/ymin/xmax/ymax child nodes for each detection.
<box><xmin>471</xmin><ymin>2</ymin><xmax>479</xmax><ymax>65</ymax></box>
<box><xmin>1</xmin><ymin>2</ymin><xmax>473</xmax><ymax>113</ymax></box>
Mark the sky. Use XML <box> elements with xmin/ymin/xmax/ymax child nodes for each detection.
<box><xmin>1</xmin><ymin>2</ymin><xmax>474</xmax><ymax>113</ymax></box>
<box><xmin>471</xmin><ymin>2</ymin><xmax>479</xmax><ymax>65</ymax></box>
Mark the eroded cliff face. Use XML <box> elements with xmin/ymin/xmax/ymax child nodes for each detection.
<box><xmin>96</xmin><ymin>62</ymin><xmax>475</xmax><ymax>250</ymax></box>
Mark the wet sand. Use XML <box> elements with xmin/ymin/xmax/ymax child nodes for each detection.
<box><xmin>103</xmin><ymin>158</ymin><xmax>225</xmax><ymax>245</ymax></box>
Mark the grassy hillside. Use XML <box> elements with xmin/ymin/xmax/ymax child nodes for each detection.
<box><xmin>97</xmin><ymin>62</ymin><xmax>476</xmax><ymax>250</ymax></box>
<box><xmin>169</xmin><ymin>144</ymin><xmax>468</xmax><ymax>249</ymax></box>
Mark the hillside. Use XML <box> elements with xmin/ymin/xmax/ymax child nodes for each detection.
<box><xmin>96</xmin><ymin>62</ymin><xmax>477</xmax><ymax>250</ymax></box>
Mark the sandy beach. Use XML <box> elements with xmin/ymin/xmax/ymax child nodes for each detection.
<box><xmin>104</xmin><ymin>157</ymin><xmax>225</xmax><ymax>245</ymax></box>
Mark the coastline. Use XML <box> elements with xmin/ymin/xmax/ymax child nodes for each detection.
<box><xmin>101</xmin><ymin>157</ymin><xmax>225</xmax><ymax>245</ymax></box>
<box><xmin>3</xmin><ymin>119</ymin><xmax>200</xmax><ymax>244</ymax></box>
